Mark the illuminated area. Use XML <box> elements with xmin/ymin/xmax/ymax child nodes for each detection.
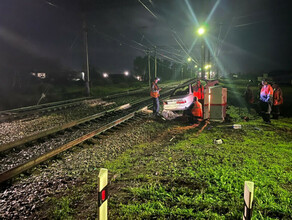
<box><xmin>204</xmin><ymin>64</ymin><xmax>211</xmax><ymax>70</ymax></box>
<box><xmin>103</xmin><ymin>73</ymin><xmax>109</xmax><ymax>78</ymax></box>
<box><xmin>197</xmin><ymin>27</ymin><xmax>206</xmax><ymax>35</ymax></box>
<box><xmin>0</xmin><ymin>1</ymin><xmax>291</xmax><ymax>220</ymax></box>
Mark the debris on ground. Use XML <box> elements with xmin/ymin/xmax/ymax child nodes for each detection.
<box><xmin>161</xmin><ymin>110</ymin><xmax>181</xmax><ymax>120</ymax></box>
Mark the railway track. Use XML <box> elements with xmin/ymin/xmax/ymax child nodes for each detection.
<box><xmin>0</xmin><ymin>97</ymin><xmax>92</xmax><ymax>123</ymax></box>
<box><xmin>0</xmin><ymin>88</ymin><xmax>173</xmax><ymax>184</ymax></box>
<box><xmin>0</xmin><ymin>87</ymin><xmax>148</xmax><ymax>123</ymax></box>
<box><xmin>0</xmin><ymin>82</ymin><xmax>183</xmax><ymax>124</ymax></box>
<box><xmin>0</xmin><ymin>79</ymin><xmax>194</xmax><ymax>184</ymax></box>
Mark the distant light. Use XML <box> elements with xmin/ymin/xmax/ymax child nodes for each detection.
<box><xmin>187</xmin><ymin>57</ymin><xmax>192</xmax><ymax>62</ymax></box>
<box><xmin>195</xmin><ymin>65</ymin><xmax>198</xmax><ymax>68</ymax></box>
<box><xmin>197</xmin><ymin>27</ymin><xmax>206</xmax><ymax>35</ymax></box>
<box><xmin>204</xmin><ymin>64</ymin><xmax>211</xmax><ymax>70</ymax></box>
<box><xmin>124</xmin><ymin>71</ymin><xmax>129</xmax><ymax>76</ymax></box>
<box><xmin>136</xmin><ymin>76</ymin><xmax>142</xmax><ymax>81</ymax></box>
<box><xmin>103</xmin><ymin>73</ymin><xmax>109</xmax><ymax>78</ymax></box>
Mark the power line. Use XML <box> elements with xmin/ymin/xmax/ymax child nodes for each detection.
<box><xmin>138</xmin><ymin>0</ymin><xmax>158</xmax><ymax>19</ymax></box>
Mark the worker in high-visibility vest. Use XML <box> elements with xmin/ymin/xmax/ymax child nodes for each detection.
<box><xmin>193</xmin><ymin>80</ymin><xmax>204</xmax><ymax>104</ymax></box>
<box><xmin>272</xmin><ymin>83</ymin><xmax>283</xmax><ymax>119</ymax></box>
<box><xmin>260</xmin><ymin>79</ymin><xmax>273</xmax><ymax>123</ymax></box>
<box><xmin>188</xmin><ymin>96</ymin><xmax>203</xmax><ymax>124</ymax></box>
<box><xmin>150</xmin><ymin>77</ymin><xmax>161</xmax><ymax>116</ymax></box>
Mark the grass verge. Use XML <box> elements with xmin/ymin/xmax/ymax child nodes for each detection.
<box><xmin>107</xmin><ymin>115</ymin><xmax>291</xmax><ymax>219</ymax></box>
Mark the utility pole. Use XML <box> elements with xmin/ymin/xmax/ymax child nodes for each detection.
<box><xmin>201</xmin><ymin>39</ymin><xmax>206</xmax><ymax>79</ymax></box>
<box><xmin>207</xmin><ymin>48</ymin><xmax>210</xmax><ymax>79</ymax></box>
<box><xmin>83</xmin><ymin>15</ymin><xmax>90</xmax><ymax>96</ymax></box>
<box><xmin>154</xmin><ymin>46</ymin><xmax>157</xmax><ymax>78</ymax></box>
<box><xmin>147</xmin><ymin>49</ymin><xmax>151</xmax><ymax>88</ymax></box>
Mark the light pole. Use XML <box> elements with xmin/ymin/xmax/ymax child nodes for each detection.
<box><xmin>83</xmin><ymin>15</ymin><xmax>90</xmax><ymax>96</ymax></box>
<box><xmin>187</xmin><ymin>57</ymin><xmax>192</xmax><ymax>78</ymax></box>
<box><xmin>197</xmin><ymin>26</ymin><xmax>206</xmax><ymax>79</ymax></box>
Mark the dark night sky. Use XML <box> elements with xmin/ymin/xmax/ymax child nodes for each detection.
<box><xmin>0</xmin><ymin>0</ymin><xmax>292</xmax><ymax>75</ymax></box>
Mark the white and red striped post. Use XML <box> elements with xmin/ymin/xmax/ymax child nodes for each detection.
<box><xmin>98</xmin><ymin>168</ymin><xmax>108</xmax><ymax>220</ymax></box>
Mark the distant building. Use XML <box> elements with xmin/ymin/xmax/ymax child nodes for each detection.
<box><xmin>31</xmin><ymin>72</ymin><xmax>46</xmax><ymax>79</ymax></box>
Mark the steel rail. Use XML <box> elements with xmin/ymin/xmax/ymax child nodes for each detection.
<box><xmin>0</xmin><ymin>84</ymin><xmax>180</xmax><ymax>183</ymax></box>
<box><xmin>0</xmin><ymin>82</ymin><xmax>182</xmax><ymax>153</ymax></box>
<box><xmin>0</xmin><ymin>97</ymin><xmax>89</xmax><ymax>115</ymax></box>
<box><xmin>0</xmin><ymin>96</ymin><xmax>151</xmax><ymax>153</ymax></box>
<box><xmin>0</xmin><ymin>111</ymin><xmax>138</xmax><ymax>184</ymax></box>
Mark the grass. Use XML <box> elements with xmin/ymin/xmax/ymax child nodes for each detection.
<box><xmin>45</xmin><ymin>113</ymin><xmax>291</xmax><ymax>219</ymax></box>
<box><xmin>106</xmin><ymin>116</ymin><xmax>292</xmax><ymax>219</ymax></box>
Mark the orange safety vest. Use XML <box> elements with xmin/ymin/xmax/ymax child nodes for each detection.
<box><xmin>191</xmin><ymin>101</ymin><xmax>203</xmax><ymax>118</ymax></box>
<box><xmin>260</xmin><ymin>84</ymin><xmax>273</xmax><ymax>97</ymax></box>
<box><xmin>273</xmin><ymin>88</ymin><xmax>283</xmax><ymax>105</ymax></box>
<box><xmin>193</xmin><ymin>85</ymin><xmax>204</xmax><ymax>100</ymax></box>
<box><xmin>150</xmin><ymin>82</ymin><xmax>160</xmax><ymax>98</ymax></box>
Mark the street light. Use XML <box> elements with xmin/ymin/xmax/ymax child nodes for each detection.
<box><xmin>197</xmin><ymin>27</ymin><xmax>206</xmax><ymax>36</ymax></box>
<box><xmin>197</xmin><ymin>25</ymin><xmax>208</xmax><ymax>79</ymax></box>
<box><xmin>204</xmin><ymin>64</ymin><xmax>211</xmax><ymax>70</ymax></box>
<box><xmin>124</xmin><ymin>71</ymin><xmax>129</xmax><ymax>76</ymax></box>
<box><xmin>103</xmin><ymin>73</ymin><xmax>109</xmax><ymax>78</ymax></box>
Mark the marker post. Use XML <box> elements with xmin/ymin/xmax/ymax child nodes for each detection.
<box><xmin>243</xmin><ymin>181</ymin><xmax>254</xmax><ymax>220</ymax></box>
<box><xmin>98</xmin><ymin>168</ymin><xmax>108</xmax><ymax>220</ymax></box>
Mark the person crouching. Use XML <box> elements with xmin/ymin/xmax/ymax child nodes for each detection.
<box><xmin>188</xmin><ymin>96</ymin><xmax>203</xmax><ymax>124</ymax></box>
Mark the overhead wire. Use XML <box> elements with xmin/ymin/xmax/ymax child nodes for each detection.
<box><xmin>119</xmin><ymin>31</ymin><xmax>186</xmax><ymax>64</ymax></box>
<box><xmin>90</xmin><ymin>25</ymin><xmax>147</xmax><ymax>54</ymax></box>
<box><xmin>137</xmin><ymin>0</ymin><xmax>200</xmax><ymax>64</ymax></box>
<box><xmin>138</xmin><ymin>0</ymin><xmax>158</xmax><ymax>19</ymax></box>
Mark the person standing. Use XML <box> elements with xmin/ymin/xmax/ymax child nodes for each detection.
<box><xmin>244</xmin><ymin>85</ymin><xmax>254</xmax><ymax>113</ymax></box>
<box><xmin>259</xmin><ymin>79</ymin><xmax>273</xmax><ymax>123</ymax></box>
<box><xmin>272</xmin><ymin>84</ymin><xmax>283</xmax><ymax>119</ymax></box>
<box><xmin>193</xmin><ymin>80</ymin><xmax>204</xmax><ymax>105</ymax></box>
<box><xmin>150</xmin><ymin>77</ymin><xmax>161</xmax><ymax>116</ymax></box>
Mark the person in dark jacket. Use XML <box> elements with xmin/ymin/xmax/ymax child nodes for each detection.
<box><xmin>243</xmin><ymin>85</ymin><xmax>254</xmax><ymax>113</ymax></box>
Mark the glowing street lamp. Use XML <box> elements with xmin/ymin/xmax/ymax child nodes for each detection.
<box><xmin>103</xmin><ymin>73</ymin><xmax>109</xmax><ymax>78</ymax></box>
<box><xmin>124</xmin><ymin>71</ymin><xmax>129</xmax><ymax>76</ymax></box>
<box><xmin>197</xmin><ymin>27</ymin><xmax>206</xmax><ymax>36</ymax></box>
<box><xmin>197</xmin><ymin>25</ymin><xmax>208</xmax><ymax>79</ymax></box>
<box><xmin>204</xmin><ymin>64</ymin><xmax>212</xmax><ymax>70</ymax></box>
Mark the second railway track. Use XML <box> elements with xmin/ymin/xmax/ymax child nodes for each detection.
<box><xmin>0</xmin><ymin>89</ymin><xmax>172</xmax><ymax>184</ymax></box>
